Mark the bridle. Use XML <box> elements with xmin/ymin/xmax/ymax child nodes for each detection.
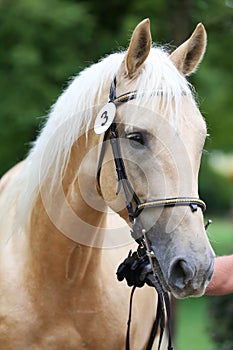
<box><xmin>96</xmin><ymin>76</ymin><xmax>206</xmax><ymax>227</ymax></box>
<box><xmin>96</xmin><ymin>76</ymin><xmax>207</xmax><ymax>350</ymax></box>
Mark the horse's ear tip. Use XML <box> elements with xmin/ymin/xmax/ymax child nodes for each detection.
<box><xmin>139</xmin><ymin>18</ymin><xmax>150</xmax><ymax>27</ymax></box>
<box><xmin>194</xmin><ymin>23</ymin><xmax>207</xmax><ymax>43</ymax></box>
<box><xmin>196</xmin><ymin>23</ymin><xmax>206</xmax><ymax>34</ymax></box>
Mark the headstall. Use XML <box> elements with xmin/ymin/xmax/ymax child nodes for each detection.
<box><xmin>96</xmin><ymin>76</ymin><xmax>206</xmax><ymax>227</ymax></box>
<box><xmin>96</xmin><ymin>76</ymin><xmax>208</xmax><ymax>350</ymax></box>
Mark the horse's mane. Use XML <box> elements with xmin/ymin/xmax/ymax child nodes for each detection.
<box><xmin>2</xmin><ymin>46</ymin><xmax>198</xmax><ymax>230</ymax></box>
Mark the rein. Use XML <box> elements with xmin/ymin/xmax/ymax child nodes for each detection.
<box><xmin>96</xmin><ymin>76</ymin><xmax>206</xmax><ymax>350</ymax></box>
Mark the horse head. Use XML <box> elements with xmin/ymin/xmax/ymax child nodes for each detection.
<box><xmin>98</xmin><ymin>19</ymin><xmax>215</xmax><ymax>299</ymax></box>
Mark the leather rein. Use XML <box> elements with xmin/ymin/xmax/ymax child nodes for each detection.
<box><xmin>96</xmin><ymin>76</ymin><xmax>206</xmax><ymax>350</ymax></box>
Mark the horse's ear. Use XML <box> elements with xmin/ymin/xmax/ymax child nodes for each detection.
<box><xmin>170</xmin><ymin>23</ymin><xmax>207</xmax><ymax>76</ymax></box>
<box><xmin>124</xmin><ymin>18</ymin><xmax>152</xmax><ymax>78</ymax></box>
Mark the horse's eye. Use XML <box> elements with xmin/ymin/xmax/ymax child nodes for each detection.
<box><xmin>126</xmin><ymin>132</ymin><xmax>146</xmax><ymax>148</ymax></box>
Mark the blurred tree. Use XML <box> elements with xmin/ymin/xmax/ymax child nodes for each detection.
<box><xmin>199</xmin><ymin>156</ymin><xmax>233</xmax><ymax>214</ymax></box>
<box><xmin>208</xmin><ymin>295</ymin><xmax>233</xmax><ymax>350</ymax></box>
<box><xmin>0</xmin><ymin>0</ymin><xmax>232</xmax><ymax>178</ymax></box>
<box><xmin>168</xmin><ymin>0</ymin><xmax>193</xmax><ymax>42</ymax></box>
<box><xmin>191</xmin><ymin>0</ymin><xmax>233</xmax><ymax>151</ymax></box>
<box><xmin>0</xmin><ymin>0</ymin><xmax>95</xmax><ymax>175</ymax></box>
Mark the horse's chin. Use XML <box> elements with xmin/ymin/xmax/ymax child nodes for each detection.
<box><xmin>171</xmin><ymin>288</ymin><xmax>205</xmax><ymax>299</ymax></box>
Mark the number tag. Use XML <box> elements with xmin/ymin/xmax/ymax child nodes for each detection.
<box><xmin>94</xmin><ymin>102</ymin><xmax>116</xmax><ymax>134</ymax></box>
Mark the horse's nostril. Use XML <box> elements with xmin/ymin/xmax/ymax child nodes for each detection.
<box><xmin>169</xmin><ymin>259</ymin><xmax>195</xmax><ymax>289</ymax></box>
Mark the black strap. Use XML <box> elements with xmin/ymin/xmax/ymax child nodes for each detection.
<box><xmin>146</xmin><ymin>275</ymin><xmax>173</xmax><ymax>350</ymax></box>
<box><xmin>125</xmin><ymin>276</ymin><xmax>173</xmax><ymax>350</ymax></box>
<box><xmin>109</xmin><ymin>122</ymin><xmax>141</xmax><ymax>222</ymax></box>
<box><xmin>96</xmin><ymin>75</ymin><xmax>141</xmax><ymax>221</ymax></box>
<box><xmin>163</xmin><ymin>291</ymin><xmax>173</xmax><ymax>350</ymax></box>
<box><xmin>126</xmin><ymin>286</ymin><xmax>136</xmax><ymax>350</ymax></box>
<box><xmin>97</xmin><ymin>120</ymin><xmax>141</xmax><ymax>223</ymax></box>
<box><xmin>118</xmin><ymin>249</ymin><xmax>173</xmax><ymax>350</ymax></box>
<box><xmin>146</xmin><ymin>275</ymin><xmax>165</xmax><ymax>350</ymax></box>
<box><xmin>96</xmin><ymin>128</ymin><xmax>110</xmax><ymax>191</ymax></box>
<box><xmin>109</xmin><ymin>75</ymin><xmax>117</xmax><ymax>102</ymax></box>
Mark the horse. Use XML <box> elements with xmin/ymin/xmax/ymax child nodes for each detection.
<box><xmin>0</xmin><ymin>19</ymin><xmax>215</xmax><ymax>349</ymax></box>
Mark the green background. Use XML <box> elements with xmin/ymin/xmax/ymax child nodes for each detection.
<box><xmin>0</xmin><ymin>0</ymin><xmax>233</xmax><ymax>176</ymax></box>
<box><xmin>0</xmin><ymin>1</ymin><xmax>232</xmax><ymax>349</ymax></box>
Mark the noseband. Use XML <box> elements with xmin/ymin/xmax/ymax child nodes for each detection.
<box><xmin>96</xmin><ymin>76</ymin><xmax>206</xmax><ymax>228</ymax></box>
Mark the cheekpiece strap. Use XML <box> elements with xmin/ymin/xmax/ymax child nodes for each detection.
<box><xmin>109</xmin><ymin>75</ymin><xmax>117</xmax><ymax>102</ymax></box>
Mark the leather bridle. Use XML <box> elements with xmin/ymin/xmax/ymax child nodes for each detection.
<box><xmin>96</xmin><ymin>76</ymin><xmax>206</xmax><ymax>227</ymax></box>
<box><xmin>96</xmin><ymin>76</ymin><xmax>207</xmax><ymax>350</ymax></box>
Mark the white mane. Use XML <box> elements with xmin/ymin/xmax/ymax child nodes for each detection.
<box><xmin>3</xmin><ymin>46</ymin><xmax>198</xmax><ymax>229</ymax></box>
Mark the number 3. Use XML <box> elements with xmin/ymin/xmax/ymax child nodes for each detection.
<box><xmin>101</xmin><ymin>111</ymin><xmax>108</xmax><ymax>126</ymax></box>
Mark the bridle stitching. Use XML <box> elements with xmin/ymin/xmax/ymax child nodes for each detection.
<box><xmin>136</xmin><ymin>197</ymin><xmax>206</xmax><ymax>214</ymax></box>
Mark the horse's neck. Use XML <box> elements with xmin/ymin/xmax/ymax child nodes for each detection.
<box><xmin>26</xmin><ymin>133</ymin><xmax>107</xmax><ymax>291</ymax></box>
<box><xmin>28</xmin><ymin>201</ymin><xmax>104</xmax><ymax>286</ymax></box>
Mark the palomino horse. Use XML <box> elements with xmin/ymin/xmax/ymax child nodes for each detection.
<box><xmin>0</xmin><ymin>19</ymin><xmax>214</xmax><ymax>349</ymax></box>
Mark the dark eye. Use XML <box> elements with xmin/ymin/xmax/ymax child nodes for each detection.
<box><xmin>126</xmin><ymin>132</ymin><xmax>146</xmax><ymax>148</ymax></box>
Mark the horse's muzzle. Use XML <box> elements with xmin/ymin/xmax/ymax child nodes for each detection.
<box><xmin>168</xmin><ymin>256</ymin><xmax>215</xmax><ymax>298</ymax></box>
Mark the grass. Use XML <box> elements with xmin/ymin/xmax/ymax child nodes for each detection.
<box><xmin>175</xmin><ymin>216</ymin><xmax>233</xmax><ymax>350</ymax></box>
<box><xmin>207</xmin><ymin>216</ymin><xmax>233</xmax><ymax>256</ymax></box>
<box><xmin>175</xmin><ymin>296</ymin><xmax>214</xmax><ymax>350</ymax></box>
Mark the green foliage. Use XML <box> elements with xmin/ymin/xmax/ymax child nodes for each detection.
<box><xmin>191</xmin><ymin>0</ymin><xmax>233</xmax><ymax>151</ymax></box>
<box><xmin>199</xmin><ymin>156</ymin><xmax>233</xmax><ymax>214</ymax></box>
<box><xmin>0</xmin><ymin>0</ymin><xmax>95</xmax><ymax>174</ymax></box>
<box><xmin>208</xmin><ymin>295</ymin><xmax>233</xmax><ymax>350</ymax></box>
<box><xmin>177</xmin><ymin>296</ymin><xmax>215</xmax><ymax>350</ymax></box>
